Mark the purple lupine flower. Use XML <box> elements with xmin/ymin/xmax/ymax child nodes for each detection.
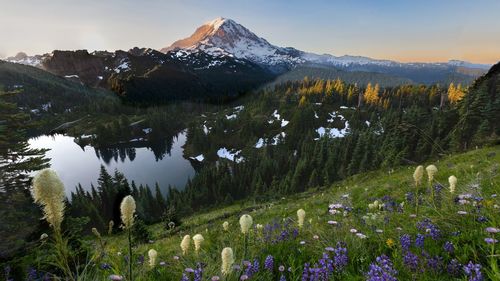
<box><xmin>252</xmin><ymin>259</ymin><xmax>260</xmax><ymax>275</ymax></box>
<box><xmin>180</xmin><ymin>273</ymin><xmax>189</xmax><ymax>281</ymax></box>
<box><xmin>417</xmin><ymin>219</ymin><xmax>440</xmax><ymax>240</ymax></box>
<box><xmin>366</xmin><ymin>255</ymin><xmax>398</xmax><ymax>281</ymax></box>
<box><xmin>403</xmin><ymin>251</ymin><xmax>419</xmax><ymax>272</ymax></box>
<box><xmin>100</xmin><ymin>263</ymin><xmax>112</xmax><ymax>270</ymax></box>
<box><xmin>280</xmin><ymin>274</ymin><xmax>286</xmax><ymax>281</ymax></box>
<box><xmin>447</xmin><ymin>259</ymin><xmax>462</xmax><ymax>277</ymax></box>
<box><xmin>333</xmin><ymin>242</ymin><xmax>348</xmax><ymax>272</ymax></box>
<box><xmin>443</xmin><ymin>241</ymin><xmax>454</xmax><ymax>254</ymax></box>
<box><xmin>137</xmin><ymin>255</ymin><xmax>144</xmax><ymax>265</ymax></box>
<box><xmin>477</xmin><ymin>216</ymin><xmax>487</xmax><ymax>223</ymax></box>
<box><xmin>400</xmin><ymin>234</ymin><xmax>411</xmax><ymax>251</ymax></box>
<box><xmin>27</xmin><ymin>267</ymin><xmax>38</xmax><ymax>281</ymax></box>
<box><xmin>464</xmin><ymin>261</ymin><xmax>483</xmax><ymax>281</ymax></box>
<box><xmin>193</xmin><ymin>263</ymin><xmax>203</xmax><ymax>281</ymax></box>
<box><xmin>264</xmin><ymin>255</ymin><xmax>274</xmax><ymax>272</ymax></box>
<box><xmin>415</xmin><ymin>234</ymin><xmax>425</xmax><ymax>248</ymax></box>
<box><xmin>426</xmin><ymin>255</ymin><xmax>443</xmax><ymax>273</ymax></box>
<box><xmin>302</xmin><ymin>263</ymin><xmax>310</xmax><ymax>281</ymax></box>
<box><xmin>405</xmin><ymin>192</ymin><xmax>414</xmax><ymax>203</ymax></box>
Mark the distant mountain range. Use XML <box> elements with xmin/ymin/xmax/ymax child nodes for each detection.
<box><xmin>2</xmin><ymin>17</ymin><xmax>494</xmax><ymax>103</ymax></box>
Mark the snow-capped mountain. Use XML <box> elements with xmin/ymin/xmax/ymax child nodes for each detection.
<box><xmin>5</xmin><ymin>52</ymin><xmax>51</xmax><ymax>68</ymax></box>
<box><xmin>162</xmin><ymin>17</ymin><xmax>492</xmax><ymax>73</ymax></box>
<box><xmin>161</xmin><ymin>17</ymin><xmax>303</xmax><ymax>69</ymax></box>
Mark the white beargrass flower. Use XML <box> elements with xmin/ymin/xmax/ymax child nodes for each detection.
<box><xmin>297</xmin><ymin>209</ymin><xmax>306</xmax><ymax>228</ymax></box>
<box><xmin>108</xmin><ymin>220</ymin><xmax>114</xmax><ymax>235</ymax></box>
<box><xmin>222</xmin><ymin>221</ymin><xmax>229</xmax><ymax>231</ymax></box>
<box><xmin>148</xmin><ymin>249</ymin><xmax>157</xmax><ymax>267</ymax></box>
<box><xmin>32</xmin><ymin>168</ymin><xmax>66</xmax><ymax>232</ymax></box>
<box><xmin>449</xmin><ymin>175</ymin><xmax>457</xmax><ymax>193</ymax></box>
<box><xmin>40</xmin><ymin>233</ymin><xmax>48</xmax><ymax>240</ymax></box>
<box><xmin>239</xmin><ymin>214</ymin><xmax>253</xmax><ymax>234</ymax></box>
<box><xmin>221</xmin><ymin>247</ymin><xmax>234</xmax><ymax>275</ymax></box>
<box><xmin>413</xmin><ymin>165</ymin><xmax>424</xmax><ymax>186</ymax></box>
<box><xmin>92</xmin><ymin>227</ymin><xmax>101</xmax><ymax>238</ymax></box>
<box><xmin>181</xmin><ymin>235</ymin><xmax>191</xmax><ymax>255</ymax></box>
<box><xmin>192</xmin><ymin>234</ymin><xmax>204</xmax><ymax>253</ymax></box>
<box><xmin>120</xmin><ymin>195</ymin><xmax>136</xmax><ymax>229</ymax></box>
<box><xmin>426</xmin><ymin>165</ymin><xmax>438</xmax><ymax>182</ymax></box>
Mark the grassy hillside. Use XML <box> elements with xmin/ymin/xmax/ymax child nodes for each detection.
<box><xmin>85</xmin><ymin>145</ymin><xmax>500</xmax><ymax>280</ymax></box>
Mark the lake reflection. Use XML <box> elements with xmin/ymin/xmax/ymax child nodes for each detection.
<box><xmin>28</xmin><ymin>132</ymin><xmax>195</xmax><ymax>197</ymax></box>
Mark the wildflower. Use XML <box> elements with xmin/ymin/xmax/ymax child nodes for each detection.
<box><xmin>181</xmin><ymin>235</ymin><xmax>191</xmax><ymax>255</ymax></box>
<box><xmin>40</xmin><ymin>233</ymin><xmax>48</xmax><ymax>240</ymax></box>
<box><xmin>240</xmin><ymin>275</ymin><xmax>249</xmax><ymax>280</ymax></box>
<box><xmin>425</xmin><ymin>254</ymin><xmax>443</xmax><ymax>272</ymax></box>
<box><xmin>457</xmin><ymin>211</ymin><xmax>468</xmax><ymax>215</ymax></box>
<box><xmin>120</xmin><ymin>195</ymin><xmax>136</xmax><ymax>229</ymax></box>
<box><xmin>356</xmin><ymin>233</ymin><xmax>368</xmax><ymax>239</ymax></box>
<box><xmin>192</xmin><ymin>234</ymin><xmax>204</xmax><ymax>254</ymax></box>
<box><xmin>221</xmin><ymin>247</ymin><xmax>234</xmax><ymax>276</ymax></box>
<box><xmin>485</xmin><ymin>227</ymin><xmax>500</xmax><ymax>233</ymax></box>
<box><xmin>313</xmin><ymin>235</ymin><xmax>319</xmax><ymax>239</ymax></box>
<box><xmin>223</xmin><ymin>221</ymin><xmax>229</xmax><ymax>231</ymax></box>
<box><xmin>413</xmin><ymin>165</ymin><xmax>424</xmax><ymax>186</ymax></box>
<box><xmin>256</xmin><ymin>224</ymin><xmax>263</xmax><ymax>230</ymax></box>
<box><xmin>279</xmin><ymin>265</ymin><xmax>285</xmax><ymax>272</ymax></box>
<box><xmin>444</xmin><ymin>241</ymin><xmax>454</xmax><ymax>254</ymax></box>
<box><xmin>173</xmin><ymin>255</ymin><xmax>180</xmax><ymax>260</ymax></box>
<box><xmin>239</xmin><ymin>214</ymin><xmax>253</xmax><ymax>234</ymax></box>
<box><xmin>415</xmin><ymin>234</ymin><xmax>425</xmax><ymax>248</ymax></box>
<box><xmin>264</xmin><ymin>255</ymin><xmax>274</xmax><ymax>271</ymax></box>
<box><xmin>403</xmin><ymin>251</ymin><xmax>419</xmax><ymax>272</ymax></box>
<box><xmin>333</xmin><ymin>242</ymin><xmax>348</xmax><ymax>271</ymax></box>
<box><xmin>350</xmin><ymin>228</ymin><xmax>357</xmax><ymax>233</ymax></box>
<box><xmin>426</xmin><ymin>165</ymin><xmax>438</xmax><ymax>182</ymax></box>
<box><xmin>400</xmin><ymin>234</ymin><xmax>411</xmax><ymax>251</ymax></box>
<box><xmin>211</xmin><ymin>276</ymin><xmax>220</xmax><ymax>281</ymax></box>
<box><xmin>31</xmin><ymin>169</ymin><xmax>66</xmax><ymax>232</ymax></box>
<box><xmin>328</xmin><ymin>220</ymin><xmax>338</xmax><ymax>225</ymax></box>
<box><xmin>297</xmin><ymin>209</ymin><xmax>306</xmax><ymax>228</ymax></box>
<box><xmin>168</xmin><ymin>222</ymin><xmax>175</xmax><ymax>229</ymax></box>
<box><xmin>448</xmin><ymin>176</ymin><xmax>457</xmax><ymax>193</ymax></box>
<box><xmin>300</xmin><ymin>241</ymin><xmax>306</xmax><ymax>245</ymax></box>
<box><xmin>109</xmin><ymin>274</ymin><xmax>123</xmax><ymax>281</ymax></box>
<box><xmin>108</xmin><ymin>220</ymin><xmax>114</xmax><ymax>235</ymax></box>
<box><xmin>386</xmin><ymin>238</ymin><xmax>395</xmax><ymax>247</ymax></box>
<box><xmin>92</xmin><ymin>227</ymin><xmax>101</xmax><ymax>239</ymax></box>
<box><xmin>484</xmin><ymin>238</ymin><xmax>498</xmax><ymax>244</ymax></box>
<box><xmin>447</xmin><ymin>259</ymin><xmax>462</xmax><ymax>277</ymax></box>
<box><xmin>366</xmin><ymin>255</ymin><xmax>398</xmax><ymax>281</ymax></box>
<box><xmin>463</xmin><ymin>261</ymin><xmax>483</xmax><ymax>281</ymax></box>
<box><xmin>148</xmin><ymin>249</ymin><xmax>157</xmax><ymax>267</ymax></box>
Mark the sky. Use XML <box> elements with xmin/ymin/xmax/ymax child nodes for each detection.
<box><xmin>1</xmin><ymin>0</ymin><xmax>499</xmax><ymax>64</ymax></box>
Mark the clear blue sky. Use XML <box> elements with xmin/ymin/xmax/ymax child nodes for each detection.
<box><xmin>1</xmin><ymin>0</ymin><xmax>499</xmax><ymax>63</ymax></box>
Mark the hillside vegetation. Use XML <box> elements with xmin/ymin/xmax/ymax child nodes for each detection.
<box><xmin>12</xmin><ymin>145</ymin><xmax>500</xmax><ymax>280</ymax></box>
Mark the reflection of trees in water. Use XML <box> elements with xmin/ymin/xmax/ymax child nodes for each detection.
<box><xmin>93</xmin><ymin>136</ymin><xmax>176</xmax><ymax>164</ymax></box>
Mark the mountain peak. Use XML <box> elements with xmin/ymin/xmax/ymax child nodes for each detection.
<box><xmin>160</xmin><ymin>17</ymin><xmax>302</xmax><ymax>68</ymax></box>
<box><xmin>205</xmin><ymin>17</ymin><xmax>231</xmax><ymax>30</ymax></box>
